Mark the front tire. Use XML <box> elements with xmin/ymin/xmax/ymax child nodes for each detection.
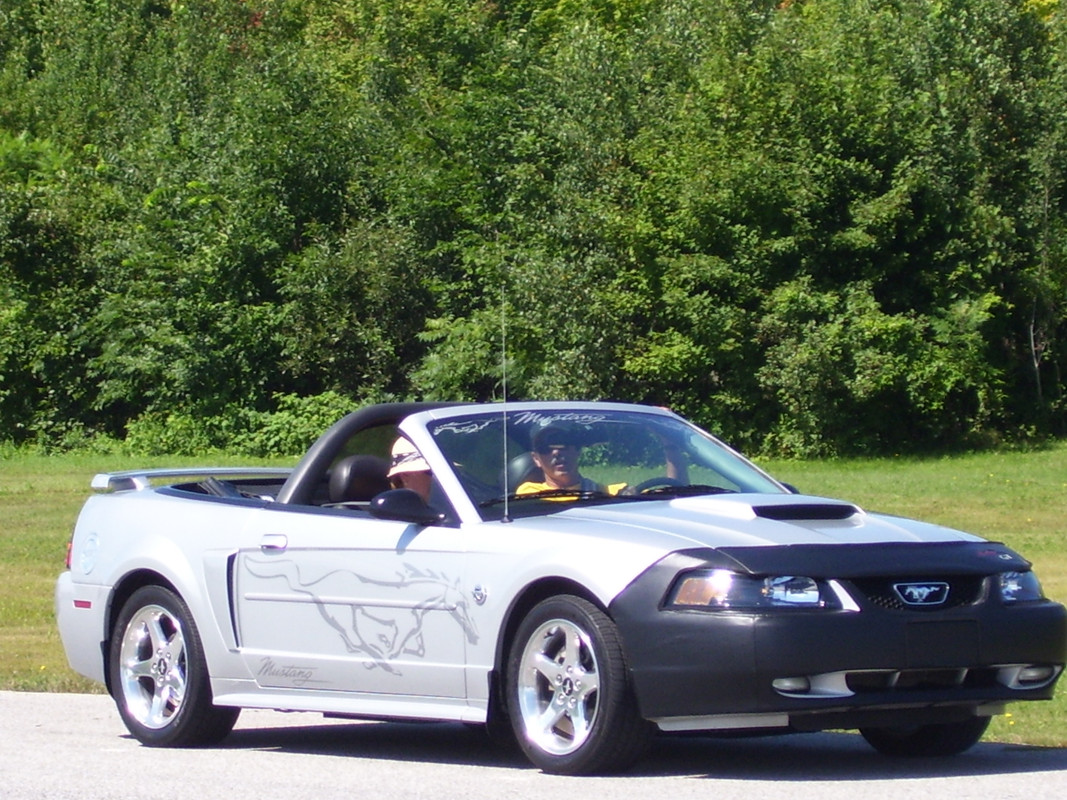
<box><xmin>860</xmin><ymin>716</ymin><xmax>990</xmax><ymax>757</ymax></box>
<box><xmin>506</xmin><ymin>595</ymin><xmax>652</xmax><ymax>774</ymax></box>
<box><xmin>109</xmin><ymin>585</ymin><xmax>239</xmax><ymax>746</ymax></box>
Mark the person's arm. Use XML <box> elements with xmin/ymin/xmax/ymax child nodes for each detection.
<box><xmin>663</xmin><ymin>442</ymin><xmax>689</xmax><ymax>482</ymax></box>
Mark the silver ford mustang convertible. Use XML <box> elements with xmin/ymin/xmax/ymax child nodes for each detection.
<box><xmin>56</xmin><ymin>401</ymin><xmax>1066</xmax><ymax>774</ymax></box>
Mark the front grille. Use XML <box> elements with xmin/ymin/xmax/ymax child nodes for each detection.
<box><xmin>849</xmin><ymin>575</ymin><xmax>986</xmax><ymax>612</ymax></box>
<box><xmin>846</xmin><ymin>667</ymin><xmax>1000</xmax><ymax>693</ymax></box>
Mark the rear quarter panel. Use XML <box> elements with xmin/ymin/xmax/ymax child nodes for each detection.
<box><xmin>60</xmin><ymin>490</ymin><xmax>274</xmax><ymax>688</ymax></box>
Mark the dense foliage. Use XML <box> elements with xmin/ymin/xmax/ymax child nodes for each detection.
<box><xmin>2</xmin><ymin>0</ymin><xmax>1066</xmax><ymax>456</ymax></box>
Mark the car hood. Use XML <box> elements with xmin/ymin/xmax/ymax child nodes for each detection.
<box><xmin>529</xmin><ymin>493</ymin><xmax>983</xmax><ymax>550</ymax></box>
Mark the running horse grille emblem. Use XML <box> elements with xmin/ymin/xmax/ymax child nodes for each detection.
<box><xmin>893</xmin><ymin>581</ymin><xmax>951</xmax><ymax>606</ymax></box>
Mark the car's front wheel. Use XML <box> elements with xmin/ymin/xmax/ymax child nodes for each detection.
<box><xmin>109</xmin><ymin>585</ymin><xmax>239</xmax><ymax>746</ymax></box>
<box><xmin>506</xmin><ymin>595</ymin><xmax>652</xmax><ymax>774</ymax></box>
<box><xmin>860</xmin><ymin>715</ymin><xmax>991</xmax><ymax>757</ymax></box>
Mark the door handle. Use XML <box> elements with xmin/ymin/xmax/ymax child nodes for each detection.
<box><xmin>259</xmin><ymin>534</ymin><xmax>288</xmax><ymax>551</ymax></box>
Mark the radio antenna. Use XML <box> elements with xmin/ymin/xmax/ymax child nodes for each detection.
<box><xmin>500</xmin><ymin>278</ymin><xmax>512</xmax><ymax>523</ymax></box>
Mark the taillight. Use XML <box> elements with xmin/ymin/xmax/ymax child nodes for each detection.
<box><xmin>65</xmin><ymin>535</ymin><xmax>73</xmax><ymax>570</ymax></box>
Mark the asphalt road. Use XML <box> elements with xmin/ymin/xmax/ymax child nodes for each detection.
<box><xmin>4</xmin><ymin>691</ymin><xmax>1067</xmax><ymax>800</ymax></box>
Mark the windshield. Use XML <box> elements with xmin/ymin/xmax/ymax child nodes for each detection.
<box><xmin>428</xmin><ymin>408</ymin><xmax>786</xmax><ymax>520</ymax></box>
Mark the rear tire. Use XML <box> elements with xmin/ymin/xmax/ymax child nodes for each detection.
<box><xmin>506</xmin><ymin>595</ymin><xmax>652</xmax><ymax>774</ymax></box>
<box><xmin>109</xmin><ymin>585</ymin><xmax>238</xmax><ymax>746</ymax></box>
<box><xmin>860</xmin><ymin>716</ymin><xmax>990</xmax><ymax>757</ymax></box>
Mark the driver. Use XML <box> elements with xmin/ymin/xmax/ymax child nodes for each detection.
<box><xmin>516</xmin><ymin>422</ymin><xmax>690</xmax><ymax>497</ymax></box>
<box><xmin>516</xmin><ymin>423</ymin><xmax>626</xmax><ymax>496</ymax></box>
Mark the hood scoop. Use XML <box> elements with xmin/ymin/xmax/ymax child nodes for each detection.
<box><xmin>753</xmin><ymin>502</ymin><xmax>860</xmax><ymax>521</ymax></box>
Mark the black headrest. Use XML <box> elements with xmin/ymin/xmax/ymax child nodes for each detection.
<box><xmin>503</xmin><ymin>452</ymin><xmax>543</xmax><ymax>490</ymax></box>
<box><xmin>329</xmin><ymin>455</ymin><xmax>391</xmax><ymax>503</ymax></box>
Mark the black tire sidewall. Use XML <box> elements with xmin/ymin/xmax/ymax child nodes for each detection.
<box><xmin>108</xmin><ymin>584</ymin><xmax>226</xmax><ymax>747</ymax></box>
<box><xmin>860</xmin><ymin>716</ymin><xmax>991</xmax><ymax>757</ymax></box>
<box><xmin>506</xmin><ymin>594</ymin><xmax>649</xmax><ymax>775</ymax></box>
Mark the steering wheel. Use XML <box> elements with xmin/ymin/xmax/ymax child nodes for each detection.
<box><xmin>631</xmin><ymin>476</ymin><xmax>685</xmax><ymax>494</ymax></box>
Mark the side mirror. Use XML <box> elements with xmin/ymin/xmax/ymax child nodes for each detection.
<box><xmin>369</xmin><ymin>489</ymin><xmax>445</xmax><ymax>525</ymax></box>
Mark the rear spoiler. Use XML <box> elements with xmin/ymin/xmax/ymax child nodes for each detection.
<box><xmin>91</xmin><ymin>467</ymin><xmax>293</xmax><ymax>493</ymax></box>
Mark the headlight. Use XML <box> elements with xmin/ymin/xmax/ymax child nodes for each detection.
<box><xmin>667</xmin><ymin>570</ymin><xmax>839</xmax><ymax>610</ymax></box>
<box><xmin>1000</xmin><ymin>570</ymin><xmax>1045</xmax><ymax>604</ymax></box>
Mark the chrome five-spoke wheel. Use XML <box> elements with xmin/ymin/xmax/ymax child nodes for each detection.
<box><xmin>516</xmin><ymin>617</ymin><xmax>602</xmax><ymax>755</ymax></box>
<box><xmin>109</xmin><ymin>585</ymin><xmax>238</xmax><ymax>746</ymax></box>
<box><xmin>507</xmin><ymin>595</ymin><xmax>651</xmax><ymax>774</ymax></box>
<box><xmin>117</xmin><ymin>602</ymin><xmax>189</xmax><ymax>730</ymax></box>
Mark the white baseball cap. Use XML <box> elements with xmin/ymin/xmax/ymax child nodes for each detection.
<box><xmin>387</xmin><ymin>438</ymin><xmax>430</xmax><ymax>478</ymax></box>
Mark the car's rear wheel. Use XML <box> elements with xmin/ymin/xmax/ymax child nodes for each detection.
<box><xmin>109</xmin><ymin>585</ymin><xmax>239</xmax><ymax>746</ymax></box>
<box><xmin>506</xmin><ymin>595</ymin><xmax>652</xmax><ymax>774</ymax></box>
<box><xmin>860</xmin><ymin>715</ymin><xmax>990</xmax><ymax>757</ymax></box>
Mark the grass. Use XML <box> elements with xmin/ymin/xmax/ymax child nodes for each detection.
<box><xmin>0</xmin><ymin>449</ymin><xmax>290</xmax><ymax>692</ymax></box>
<box><xmin>2</xmin><ymin>445</ymin><xmax>1065</xmax><ymax>746</ymax></box>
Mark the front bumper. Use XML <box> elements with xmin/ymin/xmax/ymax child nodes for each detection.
<box><xmin>609</xmin><ymin>546</ymin><xmax>1067</xmax><ymax>730</ymax></box>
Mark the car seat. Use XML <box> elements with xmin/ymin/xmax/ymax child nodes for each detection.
<box><xmin>328</xmin><ymin>455</ymin><xmax>392</xmax><ymax>503</ymax></box>
<box><xmin>503</xmin><ymin>452</ymin><xmax>544</xmax><ymax>491</ymax></box>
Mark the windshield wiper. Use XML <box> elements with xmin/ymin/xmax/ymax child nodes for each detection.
<box><xmin>479</xmin><ymin>485</ymin><xmax>738</xmax><ymax>507</ymax></box>
<box><xmin>480</xmin><ymin>488</ymin><xmax>615</xmax><ymax>508</ymax></box>
<box><xmin>631</xmin><ymin>484</ymin><xmax>737</xmax><ymax>498</ymax></box>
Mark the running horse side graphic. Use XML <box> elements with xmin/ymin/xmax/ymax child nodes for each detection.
<box><xmin>242</xmin><ymin>558</ymin><xmax>479</xmax><ymax>675</ymax></box>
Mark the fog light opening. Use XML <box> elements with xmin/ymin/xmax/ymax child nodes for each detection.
<box><xmin>1016</xmin><ymin>665</ymin><xmax>1056</xmax><ymax>685</ymax></box>
<box><xmin>772</xmin><ymin>676</ymin><xmax>811</xmax><ymax>695</ymax></box>
<box><xmin>998</xmin><ymin>664</ymin><xmax>1061</xmax><ymax>690</ymax></box>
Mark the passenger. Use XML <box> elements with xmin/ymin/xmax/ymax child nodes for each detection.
<box><xmin>387</xmin><ymin>437</ymin><xmax>434</xmax><ymax>504</ymax></box>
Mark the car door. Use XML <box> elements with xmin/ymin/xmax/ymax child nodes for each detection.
<box><xmin>233</xmin><ymin>506</ymin><xmax>475</xmax><ymax>699</ymax></box>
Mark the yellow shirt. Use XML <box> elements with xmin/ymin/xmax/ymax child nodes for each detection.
<box><xmin>516</xmin><ymin>478</ymin><xmax>628</xmax><ymax>497</ymax></box>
